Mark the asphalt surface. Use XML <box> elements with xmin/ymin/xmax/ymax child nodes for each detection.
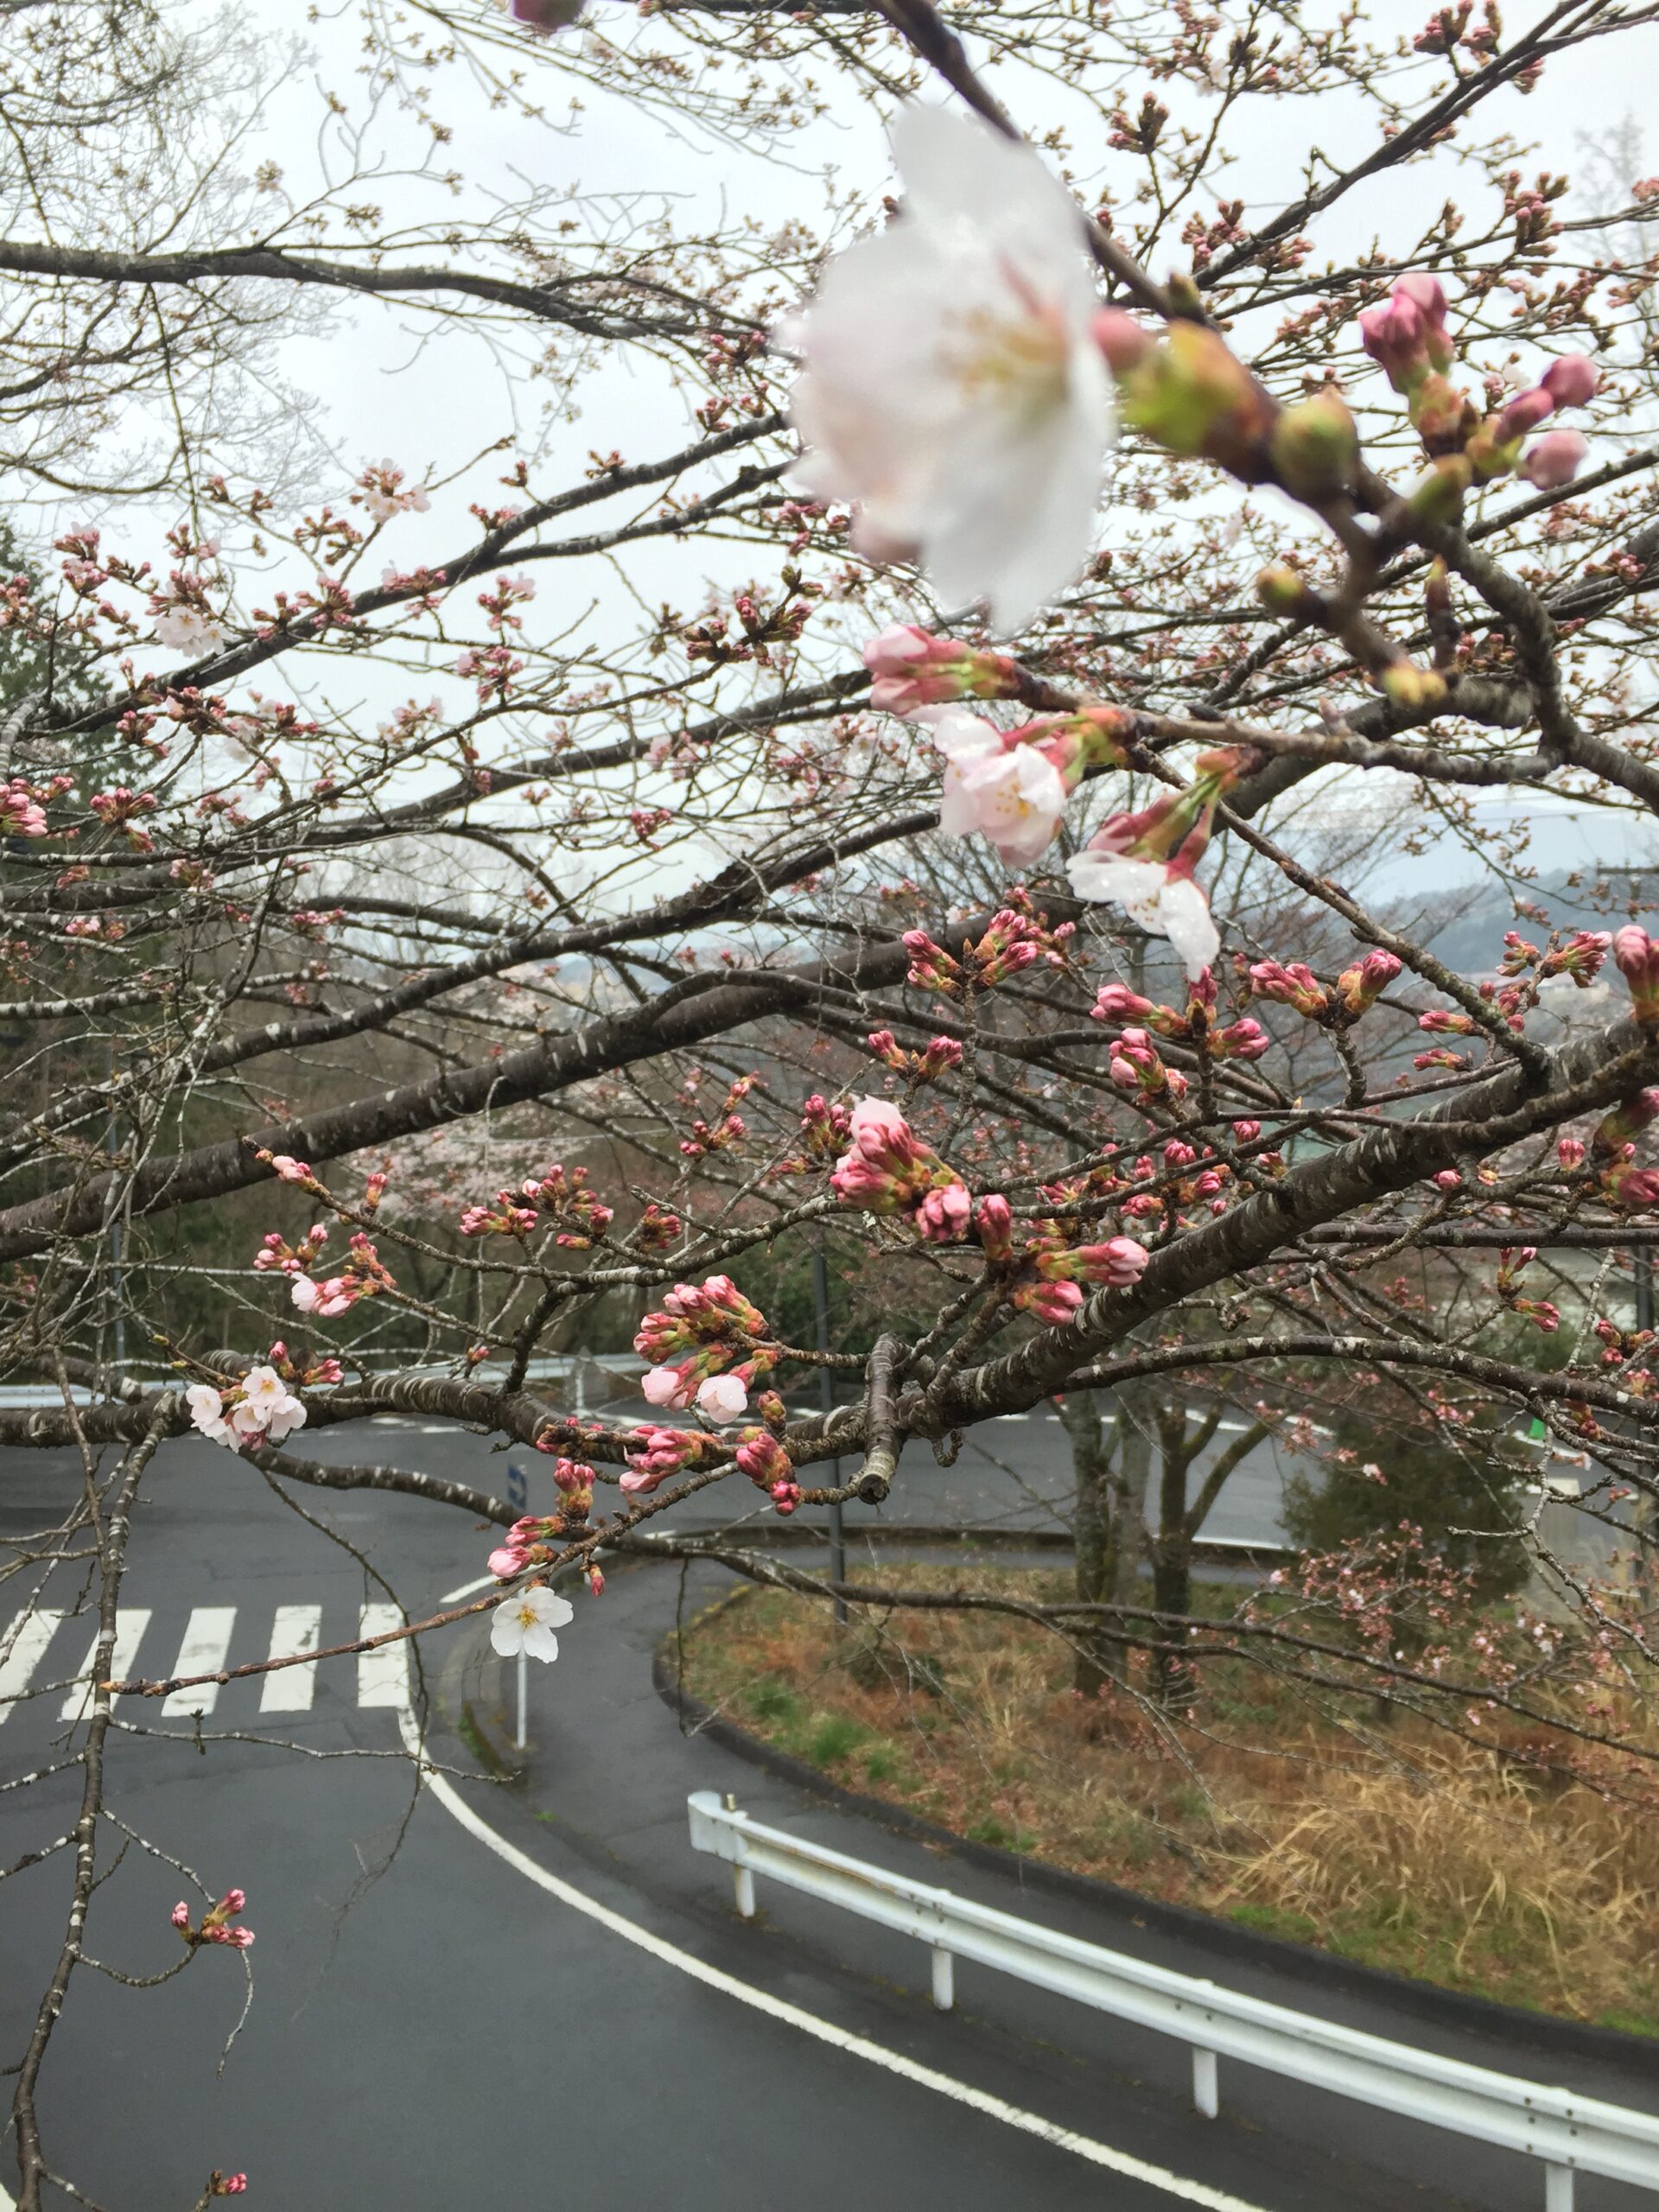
<box><xmin>0</xmin><ymin>1417</ymin><xmax>1651</xmax><ymax>2209</ymax></box>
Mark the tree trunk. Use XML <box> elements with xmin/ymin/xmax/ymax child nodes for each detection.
<box><xmin>1058</xmin><ymin>1388</ymin><xmax>1115</xmax><ymax>1695</ymax></box>
<box><xmin>1151</xmin><ymin>1414</ymin><xmax>1195</xmax><ymax>1709</ymax></box>
<box><xmin>1109</xmin><ymin>1386</ymin><xmax>1153</xmax><ymax>1688</ymax></box>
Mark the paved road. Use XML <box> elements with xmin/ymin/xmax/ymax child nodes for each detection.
<box><xmin>0</xmin><ymin>1421</ymin><xmax>1650</xmax><ymax>2208</ymax></box>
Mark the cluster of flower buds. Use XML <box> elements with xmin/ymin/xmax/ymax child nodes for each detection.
<box><xmin>254</xmin><ymin>1222</ymin><xmax>330</xmax><ymax>1279</ymax></box>
<box><xmin>1013</xmin><ymin>1230</ymin><xmax>1152</xmax><ymax>1325</ymax></box>
<box><xmin>734</xmin><ymin>1427</ymin><xmax>801</xmax><ymax>1514</ymax></box>
<box><xmin>864</xmin><ymin>1030</ymin><xmax>964</xmax><ymax>1085</ymax></box>
<box><xmin>632</xmin><ymin>1201</ymin><xmax>683</xmax><ymax>1252</ymax></box>
<box><xmin>2</xmin><ymin>778</ymin><xmax>51</xmax><ymax>836</ymax></box>
<box><xmin>773</xmin><ymin>1092</ymin><xmax>853</xmax><ymax>1179</ymax></box>
<box><xmin>1592</xmin><ymin>1093</ymin><xmax>1659</xmax><ymax>1209</ymax></box>
<box><xmin>458</xmin><ymin>1191</ymin><xmax>537</xmax><ymax>1239</ymax></box>
<box><xmin>1091</xmin><ymin>981</ymin><xmax>1185</xmax><ymax>1039</ymax></box>
<box><xmin>1614</xmin><ymin>928</ymin><xmax>1659</xmax><ymax>1025</ymax></box>
<box><xmin>187</xmin><ymin>1368</ymin><xmax>307</xmax><ymax>1452</ymax></box>
<box><xmin>208</xmin><ymin>2174</ymin><xmax>249</xmax><ymax>2197</ymax></box>
<box><xmin>258</xmin><ymin>1149</ymin><xmax>318</xmax><ymax>1189</ymax></box>
<box><xmin>1593</xmin><ymin>1090</ymin><xmax>1659</xmax><ymax>1156</ymax></box>
<box><xmin>486</xmin><ymin>1472</ymin><xmax>593</xmax><ymax>1579</ymax></box>
<box><xmin>1333</xmin><ymin>949</ymin><xmax>1404</xmax><ymax>1016</ymax></box>
<box><xmin>1593</xmin><ymin>1316</ymin><xmax>1654</xmax><ymax>1371</ymax></box>
<box><xmin>284</xmin><ymin>1232</ymin><xmax>394</xmax><ymax>1319</ymax></box>
<box><xmin>1103</xmin><ymin>1027</ymin><xmax>1190</xmax><ymax>1103</ymax></box>
<box><xmin>520</xmin><ymin>1162</ymin><xmax>615</xmax><ymax>1246</ymax></box>
<box><xmin>902</xmin><ymin>927</ymin><xmax>967</xmax><ymax>995</ymax></box>
<box><xmin>1211</xmin><ymin>1015</ymin><xmax>1270</xmax><ymax>1061</ymax></box>
<box><xmin>1494</xmin><ymin>1247</ymin><xmax>1560</xmax><ymax>1333</ymax></box>
<box><xmin>1523</xmin><ymin>931</ymin><xmax>1611</xmax><ymax>987</ymax></box>
<box><xmin>862</xmin><ymin>624</ymin><xmax>1021</xmax><ymax>715</ymax></box>
<box><xmin>1601</xmin><ymin>1154</ymin><xmax>1659</xmax><ymax>1212</ymax></box>
<box><xmin>1249</xmin><ymin>959</ymin><xmax>1329</xmax><ymax>1019</ymax></box>
<box><xmin>620</xmin><ymin>1424</ymin><xmax>720</xmax><ymax>1497</ymax></box>
<box><xmin>830</xmin><ymin>1097</ymin><xmax>970</xmax><ymax>1238</ymax></box>
<box><xmin>173</xmin><ymin>1890</ymin><xmax>254</xmax><ymax>1949</ymax></box>
<box><xmin>264</xmin><ymin>1341</ymin><xmax>343</xmax><ymax>1389</ymax></box>
<box><xmin>973</xmin><ymin>1193</ymin><xmax>1150</xmax><ymax>1324</ymax></box>
<box><xmin>1418</xmin><ymin>1007</ymin><xmax>1478</xmax><ymax>1038</ymax></box>
<box><xmin>1093</xmin><ymin>311</ymin><xmax>1278</xmax><ymax>482</ymax></box>
<box><xmin>969</xmin><ymin>906</ymin><xmax>1073</xmax><ymax>988</ymax></box>
<box><xmin>679</xmin><ymin>1077</ymin><xmax>757</xmax><ymax>1160</ymax></box>
<box><xmin>1359</xmin><ymin>270</ymin><xmax>1597</xmax><ymax>510</ymax></box>
<box><xmin>635</xmin><ymin>1274</ymin><xmax>778</xmax><ymax>1420</ymax></box>
<box><xmin>1558</xmin><ymin>1135</ymin><xmax>1586</xmax><ymax>1171</ymax></box>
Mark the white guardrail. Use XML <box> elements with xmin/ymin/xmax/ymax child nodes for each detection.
<box><xmin>687</xmin><ymin>1792</ymin><xmax>1659</xmax><ymax>2210</ymax></box>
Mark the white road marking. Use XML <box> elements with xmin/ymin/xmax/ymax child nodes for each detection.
<box><xmin>357</xmin><ymin>1603</ymin><xmax>410</xmax><ymax>1707</ymax></box>
<box><xmin>60</xmin><ymin>1610</ymin><xmax>150</xmax><ymax>1722</ymax></box>
<box><xmin>0</xmin><ymin>1610</ymin><xmax>63</xmax><ymax>1725</ymax></box>
<box><xmin>397</xmin><ymin>1703</ymin><xmax>1268</xmax><ymax>2211</ymax></box>
<box><xmin>261</xmin><ymin>1604</ymin><xmax>322</xmax><ymax>1712</ymax></box>
<box><xmin>162</xmin><ymin>1607</ymin><xmax>238</xmax><ymax>1717</ymax></box>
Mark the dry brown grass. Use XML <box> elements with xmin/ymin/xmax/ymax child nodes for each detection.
<box><xmin>678</xmin><ymin>1566</ymin><xmax>1659</xmax><ymax>2032</ymax></box>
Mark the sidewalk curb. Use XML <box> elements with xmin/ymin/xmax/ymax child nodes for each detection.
<box><xmin>651</xmin><ymin>1606</ymin><xmax>1655</xmax><ymax>2077</ymax></box>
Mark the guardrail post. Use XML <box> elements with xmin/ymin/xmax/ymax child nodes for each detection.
<box><xmin>1544</xmin><ymin>2164</ymin><xmax>1573</xmax><ymax>2212</ymax></box>
<box><xmin>733</xmin><ymin>1862</ymin><xmax>755</xmax><ymax>1918</ymax></box>
<box><xmin>931</xmin><ymin>1946</ymin><xmax>954</xmax><ymax>2012</ymax></box>
<box><xmin>1192</xmin><ymin>2046</ymin><xmax>1219</xmax><ymax>2120</ymax></box>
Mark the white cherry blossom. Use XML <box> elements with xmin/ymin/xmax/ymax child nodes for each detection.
<box><xmin>1065</xmin><ymin>851</ymin><xmax>1220</xmax><ymax>978</ymax></box>
<box><xmin>787</xmin><ymin>104</ymin><xmax>1112</xmax><ymax>632</ymax></box>
<box><xmin>490</xmin><ymin>1586</ymin><xmax>575</xmax><ymax>1662</ymax></box>
<box><xmin>927</xmin><ymin>707</ymin><xmax>1067</xmax><ymax>865</ymax></box>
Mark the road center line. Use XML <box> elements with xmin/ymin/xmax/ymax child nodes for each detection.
<box><xmin>397</xmin><ymin>1705</ymin><xmax>1268</xmax><ymax>2212</ymax></box>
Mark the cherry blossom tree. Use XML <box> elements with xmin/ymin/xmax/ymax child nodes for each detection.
<box><xmin>4</xmin><ymin>0</ymin><xmax>1659</xmax><ymax>2196</ymax></box>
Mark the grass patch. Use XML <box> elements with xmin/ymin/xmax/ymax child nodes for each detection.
<box><xmin>676</xmin><ymin>1566</ymin><xmax>1659</xmax><ymax>2032</ymax></box>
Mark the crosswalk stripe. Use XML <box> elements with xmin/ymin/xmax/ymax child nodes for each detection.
<box><xmin>260</xmin><ymin>1604</ymin><xmax>321</xmax><ymax>1713</ymax></box>
<box><xmin>60</xmin><ymin>1609</ymin><xmax>151</xmax><ymax>1722</ymax></box>
<box><xmin>356</xmin><ymin>1603</ymin><xmax>410</xmax><ymax>1707</ymax></box>
<box><xmin>0</xmin><ymin>1610</ymin><xmax>63</xmax><ymax>1724</ymax></box>
<box><xmin>161</xmin><ymin>1607</ymin><xmax>238</xmax><ymax>1718</ymax></box>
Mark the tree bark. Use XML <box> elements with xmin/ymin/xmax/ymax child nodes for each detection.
<box><xmin>1058</xmin><ymin>1388</ymin><xmax>1115</xmax><ymax>1694</ymax></box>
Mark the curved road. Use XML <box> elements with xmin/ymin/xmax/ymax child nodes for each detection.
<box><xmin>0</xmin><ymin>1419</ymin><xmax>1652</xmax><ymax>2209</ymax></box>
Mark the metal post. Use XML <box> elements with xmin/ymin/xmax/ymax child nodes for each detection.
<box><xmin>812</xmin><ymin>1236</ymin><xmax>848</xmax><ymax>1625</ymax></box>
<box><xmin>733</xmin><ymin>1863</ymin><xmax>756</xmax><ymax>1918</ymax></box>
<box><xmin>1192</xmin><ymin>2046</ymin><xmax>1219</xmax><ymax>2119</ymax></box>
<box><xmin>514</xmin><ymin>1645</ymin><xmax>527</xmax><ymax>1751</ymax></box>
<box><xmin>1545</xmin><ymin>2164</ymin><xmax>1574</xmax><ymax>2212</ymax></box>
<box><xmin>931</xmin><ymin>1946</ymin><xmax>955</xmax><ymax>2011</ymax></box>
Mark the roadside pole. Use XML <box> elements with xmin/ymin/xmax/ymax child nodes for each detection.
<box><xmin>811</xmin><ymin>1237</ymin><xmax>848</xmax><ymax>1626</ymax></box>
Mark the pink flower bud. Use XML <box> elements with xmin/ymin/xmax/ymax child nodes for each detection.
<box><xmin>1520</xmin><ymin>429</ymin><xmax>1586</xmax><ymax>488</ymax></box>
<box><xmin>1495</xmin><ymin>386</ymin><xmax>1554</xmax><ymax>441</ymax></box>
<box><xmin>1557</xmin><ymin>1136</ymin><xmax>1586</xmax><ymax>1169</ymax></box>
<box><xmin>1091</xmin><ymin>308</ymin><xmax>1154</xmax><ymax>374</ymax></box>
<box><xmin>916</xmin><ymin>1181</ymin><xmax>972</xmax><ymax>1243</ymax></box>
<box><xmin>1232</xmin><ymin>1120</ymin><xmax>1261</xmax><ymax>1143</ymax></box>
<box><xmin>1091</xmin><ymin>982</ymin><xmax>1152</xmax><ymax>1023</ymax></box>
<box><xmin>488</xmin><ymin>1547</ymin><xmax>525</xmax><ymax>1580</ymax></box>
<box><xmin>1432</xmin><ymin>1170</ymin><xmax>1462</xmax><ymax>1192</ymax></box>
<box><xmin>976</xmin><ymin>1193</ymin><xmax>1014</xmax><ymax>1262</ymax></box>
<box><xmin>171</xmin><ymin>1901</ymin><xmax>191</xmax><ymax>1929</ymax></box>
<box><xmin>1540</xmin><ymin>353</ymin><xmax>1597</xmax><ymax>409</ymax></box>
<box><xmin>1614</xmin><ymin>926</ymin><xmax>1659</xmax><ymax>1021</ymax></box>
